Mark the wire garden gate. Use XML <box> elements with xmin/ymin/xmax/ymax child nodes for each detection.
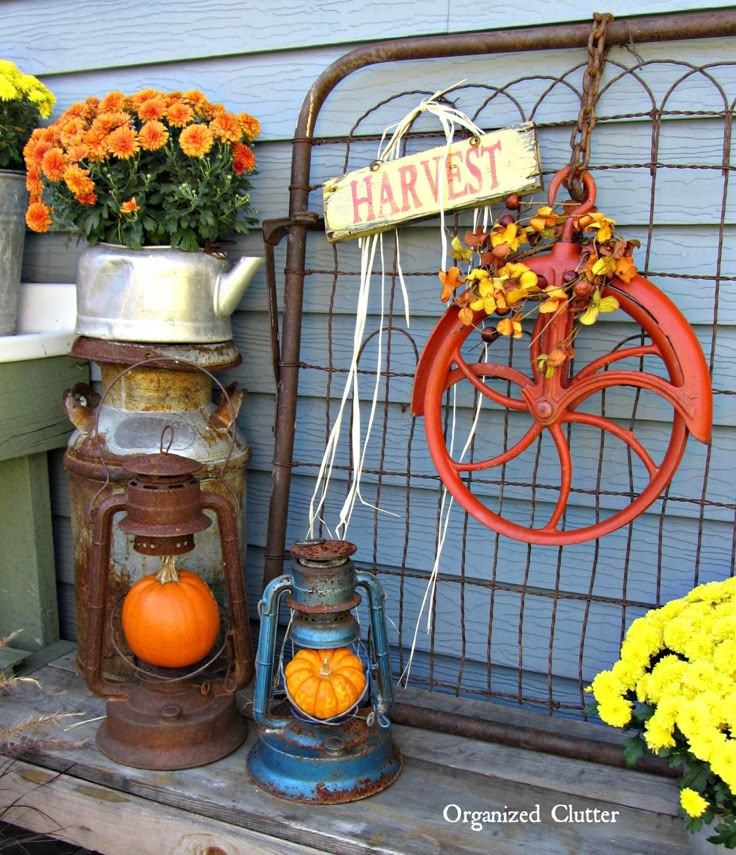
<box><xmin>261</xmin><ymin>10</ymin><xmax>736</xmax><ymax>732</ymax></box>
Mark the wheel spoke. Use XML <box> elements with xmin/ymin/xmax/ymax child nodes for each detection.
<box><xmin>573</xmin><ymin>344</ymin><xmax>660</xmax><ymax>381</ymax></box>
<box><xmin>566</xmin><ymin>412</ymin><xmax>659</xmax><ymax>477</ymax></box>
<box><xmin>450</xmin><ymin>355</ymin><xmax>531</xmax><ymax>411</ymax></box>
<box><xmin>541</xmin><ymin>423</ymin><xmax>573</xmax><ymax>531</ymax></box>
<box><xmin>442</xmin><ymin>359</ymin><xmax>540</xmax><ymax>472</ymax></box>
<box><xmin>561</xmin><ymin>369</ymin><xmax>695</xmax><ymax>428</ymax></box>
<box><xmin>453</xmin><ymin>423</ymin><xmax>544</xmax><ymax>472</ymax></box>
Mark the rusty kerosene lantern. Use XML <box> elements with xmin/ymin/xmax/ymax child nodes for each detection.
<box><xmin>82</xmin><ymin>448</ymin><xmax>253</xmax><ymax>770</ymax></box>
<box><xmin>247</xmin><ymin>539</ymin><xmax>402</xmax><ymax>803</ymax></box>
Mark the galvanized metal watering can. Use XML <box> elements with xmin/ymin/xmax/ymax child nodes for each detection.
<box><xmin>75</xmin><ymin>244</ymin><xmax>263</xmax><ymax>343</ymax></box>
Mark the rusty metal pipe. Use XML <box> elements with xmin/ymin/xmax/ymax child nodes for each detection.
<box><xmin>391</xmin><ymin>702</ymin><xmax>678</xmax><ymax>777</ymax></box>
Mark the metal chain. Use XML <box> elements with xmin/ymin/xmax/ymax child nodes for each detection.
<box><xmin>566</xmin><ymin>12</ymin><xmax>614</xmax><ymax>200</ymax></box>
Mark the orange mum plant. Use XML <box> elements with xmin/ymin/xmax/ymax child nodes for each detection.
<box><xmin>23</xmin><ymin>88</ymin><xmax>260</xmax><ymax>251</ymax></box>
<box><xmin>439</xmin><ymin>192</ymin><xmax>640</xmax><ymax>375</ymax></box>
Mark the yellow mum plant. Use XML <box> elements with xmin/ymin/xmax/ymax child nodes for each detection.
<box><xmin>439</xmin><ymin>192</ymin><xmax>638</xmax><ymax>374</ymax></box>
<box><xmin>23</xmin><ymin>88</ymin><xmax>259</xmax><ymax>252</ymax></box>
<box><xmin>0</xmin><ymin>59</ymin><xmax>55</xmax><ymax>170</ymax></box>
<box><xmin>588</xmin><ymin>577</ymin><xmax>736</xmax><ymax>848</ymax></box>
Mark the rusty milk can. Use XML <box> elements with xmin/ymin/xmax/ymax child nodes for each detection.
<box><xmin>63</xmin><ymin>337</ymin><xmax>250</xmax><ymax>679</ymax></box>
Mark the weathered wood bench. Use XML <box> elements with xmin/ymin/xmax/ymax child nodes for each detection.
<box><xmin>1</xmin><ymin>650</ymin><xmax>692</xmax><ymax>854</ymax></box>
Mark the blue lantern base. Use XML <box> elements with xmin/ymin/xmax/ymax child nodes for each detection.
<box><xmin>247</xmin><ymin>713</ymin><xmax>402</xmax><ymax>803</ymax></box>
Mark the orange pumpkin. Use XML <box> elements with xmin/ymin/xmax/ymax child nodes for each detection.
<box><xmin>284</xmin><ymin>647</ymin><xmax>366</xmax><ymax>719</ymax></box>
<box><xmin>121</xmin><ymin>558</ymin><xmax>220</xmax><ymax>669</ymax></box>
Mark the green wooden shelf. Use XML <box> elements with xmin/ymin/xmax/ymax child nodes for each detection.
<box><xmin>0</xmin><ymin>354</ymin><xmax>89</xmax><ymax>657</ymax></box>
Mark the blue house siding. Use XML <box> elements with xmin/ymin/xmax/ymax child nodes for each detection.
<box><xmin>3</xmin><ymin>1</ymin><xmax>734</xmax><ymax>715</ymax></box>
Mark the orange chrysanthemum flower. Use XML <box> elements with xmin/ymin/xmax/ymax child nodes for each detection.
<box><xmin>184</xmin><ymin>89</ymin><xmax>216</xmax><ymax>117</ymax></box>
<box><xmin>66</xmin><ymin>143</ymin><xmax>89</xmax><ymax>163</ymax></box>
<box><xmin>232</xmin><ymin>142</ymin><xmax>255</xmax><ymax>175</ymax></box>
<box><xmin>61</xmin><ymin>103</ymin><xmax>85</xmax><ymax>121</ymax></box>
<box><xmin>63</xmin><ymin>164</ymin><xmax>95</xmax><ymax>196</ymax></box>
<box><xmin>120</xmin><ymin>197</ymin><xmax>140</xmax><ymax>214</ymax></box>
<box><xmin>26</xmin><ymin>200</ymin><xmax>52</xmax><ymax>233</ymax></box>
<box><xmin>84</xmin><ymin>138</ymin><xmax>108</xmax><ymax>163</ymax></box>
<box><xmin>129</xmin><ymin>88</ymin><xmax>162</xmax><ymax>110</ymax></box>
<box><xmin>25</xmin><ymin>170</ymin><xmax>44</xmax><ymax>196</ymax></box>
<box><xmin>99</xmin><ymin>91</ymin><xmax>127</xmax><ymax>113</ymax></box>
<box><xmin>74</xmin><ymin>190</ymin><xmax>97</xmax><ymax>206</ymax></box>
<box><xmin>59</xmin><ymin>118</ymin><xmax>87</xmax><ymax>148</ymax></box>
<box><xmin>107</xmin><ymin>126</ymin><xmax>139</xmax><ymax>160</ymax></box>
<box><xmin>138</xmin><ymin>120</ymin><xmax>169</xmax><ymax>151</ymax></box>
<box><xmin>41</xmin><ymin>148</ymin><xmax>68</xmax><ymax>182</ymax></box>
<box><xmin>23</xmin><ymin>131</ymin><xmax>52</xmax><ymax>167</ymax></box>
<box><xmin>94</xmin><ymin>111</ymin><xmax>130</xmax><ymax>134</ymax></box>
<box><xmin>137</xmin><ymin>96</ymin><xmax>167</xmax><ymax>122</ymax></box>
<box><xmin>179</xmin><ymin>123</ymin><xmax>214</xmax><ymax>157</ymax></box>
<box><xmin>238</xmin><ymin>113</ymin><xmax>260</xmax><ymax>141</ymax></box>
<box><xmin>166</xmin><ymin>101</ymin><xmax>194</xmax><ymax>127</ymax></box>
<box><xmin>210</xmin><ymin>112</ymin><xmax>241</xmax><ymax>143</ymax></box>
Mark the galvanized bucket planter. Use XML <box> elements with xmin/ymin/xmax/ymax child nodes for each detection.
<box><xmin>0</xmin><ymin>170</ymin><xmax>29</xmax><ymax>336</ymax></box>
<box><xmin>75</xmin><ymin>243</ymin><xmax>262</xmax><ymax>343</ymax></box>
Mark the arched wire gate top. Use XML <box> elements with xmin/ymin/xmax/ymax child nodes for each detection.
<box><xmin>262</xmin><ymin>10</ymin><xmax>736</xmax><ymax>761</ymax></box>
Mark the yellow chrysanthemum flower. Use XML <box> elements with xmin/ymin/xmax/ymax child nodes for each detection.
<box><xmin>680</xmin><ymin>788</ymin><xmax>709</xmax><ymax>818</ymax></box>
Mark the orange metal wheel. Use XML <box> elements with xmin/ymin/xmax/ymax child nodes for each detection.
<box><xmin>412</xmin><ymin>250</ymin><xmax>712</xmax><ymax>546</ymax></box>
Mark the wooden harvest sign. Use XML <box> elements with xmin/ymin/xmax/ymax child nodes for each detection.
<box><xmin>323</xmin><ymin>122</ymin><xmax>541</xmax><ymax>242</ymax></box>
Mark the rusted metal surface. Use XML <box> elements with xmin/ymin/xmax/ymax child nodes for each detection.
<box><xmin>248</xmin><ymin>702</ymin><xmax>403</xmax><ymax>803</ymax></box>
<box><xmin>290</xmin><ymin>538</ymin><xmax>357</xmax><ymax>564</ymax></box>
<box><xmin>97</xmin><ymin>679</ymin><xmax>248</xmax><ymax>770</ymax></box>
<box><xmin>118</xmin><ymin>454</ymin><xmax>211</xmax><ymax>553</ymax></box>
<box><xmin>71</xmin><ymin>335</ymin><xmax>242</xmax><ymax>370</ymax></box>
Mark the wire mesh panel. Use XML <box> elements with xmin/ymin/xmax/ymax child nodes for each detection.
<box><xmin>264</xmin><ymin>13</ymin><xmax>736</xmax><ymax>719</ymax></box>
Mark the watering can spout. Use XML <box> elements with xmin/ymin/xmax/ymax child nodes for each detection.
<box><xmin>215</xmin><ymin>256</ymin><xmax>263</xmax><ymax>318</ymax></box>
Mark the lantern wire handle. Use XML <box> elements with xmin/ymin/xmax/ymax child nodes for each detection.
<box><xmin>87</xmin><ymin>355</ymin><xmax>242</xmax><ymax>516</ymax></box>
<box><xmin>160</xmin><ymin>424</ymin><xmax>174</xmax><ymax>455</ymax></box>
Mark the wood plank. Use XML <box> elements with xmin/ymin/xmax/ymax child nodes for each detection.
<box><xmin>6</xmin><ymin>1</ymin><xmax>734</xmax><ymax>81</ymax></box>
<box><xmin>393</xmin><ymin>726</ymin><xmax>680</xmax><ymax>816</ymax></box>
<box><xmin>323</xmin><ymin>125</ymin><xmax>542</xmax><ymax>242</ymax></box>
<box><xmin>0</xmin><ymin>356</ymin><xmax>88</xmax><ymax>461</ymax></box>
<box><xmin>2</xmin><ymin>759</ymin><xmax>327</xmax><ymax>855</ymax></box>
<box><xmin>0</xmin><ymin>454</ymin><xmax>60</xmax><ymax>651</ymax></box>
<box><xmin>2</xmin><ymin>0</ymin><xmax>451</xmax><ymax>74</ymax></box>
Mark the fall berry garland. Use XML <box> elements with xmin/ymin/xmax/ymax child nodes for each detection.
<box><xmin>438</xmin><ymin>192</ymin><xmax>640</xmax><ymax>375</ymax></box>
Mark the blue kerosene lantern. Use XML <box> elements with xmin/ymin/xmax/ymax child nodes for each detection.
<box><xmin>247</xmin><ymin>539</ymin><xmax>402</xmax><ymax>802</ymax></box>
